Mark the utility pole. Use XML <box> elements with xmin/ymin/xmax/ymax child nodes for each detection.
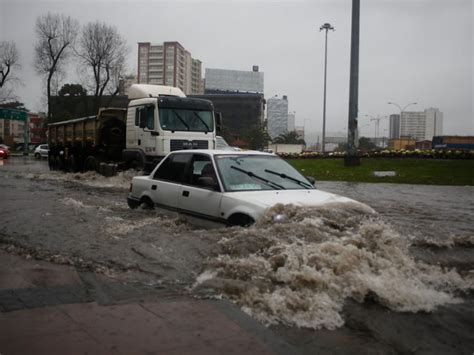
<box><xmin>345</xmin><ymin>0</ymin><xmax>360</xmax><ymax>166</ymax></box>
<box><xmin>319</xmin><ymin>23</ymin><xmax>334</xmax><ymax>153</ymax></box>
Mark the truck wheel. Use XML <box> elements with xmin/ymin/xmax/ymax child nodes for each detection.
<box><xmin>69</xmin><ymin>155</ymin><xmax>81</xmax><ymax>173</ymax></box>
<box><xmin>84</xmin><ymin>156</ymin><xmax>98</xmax><ymax>172</ymax></box>
<box><xmin>129</xmin><ymin>159</ymin><xmax>144</xmax><ymax>171</ymax></box>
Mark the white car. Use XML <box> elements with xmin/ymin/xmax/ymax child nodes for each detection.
<box><xmin>34</xmin><ymin>144</ymin><xmax>49</xmax><ymax>159</ymax></box>
<box><xmin>127</xmin><ymin>150</ymin><xmax>371</xmax><ymax>226</ymax></box>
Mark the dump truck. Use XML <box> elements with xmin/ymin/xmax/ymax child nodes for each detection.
<box><xmin>48</xmin><ymin>84</ymin><xmax>221</xmax><ymax>173</ymax></box>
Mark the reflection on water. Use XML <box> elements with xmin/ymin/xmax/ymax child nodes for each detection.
<box><xmin>318</xmin><ymin>181</ymin><xmax>474</xmax><ymax>241</ymax></box>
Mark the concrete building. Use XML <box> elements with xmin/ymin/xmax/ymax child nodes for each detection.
<box><xmin>28</xmin><ymin>112</ymin><xmax>47</xmax><ymax>145</ymax></box>
<box><xmin>389</xmin><ymin>114</ymin><xmax>400</xmax><ymax>139</ymax></box>
<box><xmin>287</xmin><ymin>112</ymin><xmax>296</xmax><ymax>131</ymax></box>
<box><xmin>0</xmin><ymin>118</ymin><xmax>25</xmax><ymax>146</ymax></box>
<box><xmin>267</xmin><ymin>95</ymin><xmax>289</xmax><ymax>139</ymax></box>
<box><xmin>204</xmin><ymin>66</ymin><xmax>264</xmax><ymax>94</ymax></box>
<box><xmin>137</xmin><ymin>42</ymin><xmax>203</xmax><ymax>95</ymax></box>
<box><xmin>392</xmin><ymin>108</ymin><xmax>443</xmax><ymax>141</ymax></box>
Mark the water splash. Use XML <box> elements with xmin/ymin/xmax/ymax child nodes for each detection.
<box><xmin>196</xmin><ymin>203</ymin><xmax>471</xmax><ymax>330</ymax></box>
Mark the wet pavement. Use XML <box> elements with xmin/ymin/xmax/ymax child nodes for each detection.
<box><xmin>1</xmin><ymin>156</ymin><xmax>473</xmax><ymax>354</ymax></box>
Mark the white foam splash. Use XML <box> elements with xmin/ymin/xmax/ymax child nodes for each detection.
<box><xmin>196</xmin><ymin>203</ymin><xmax>471</xmax><ymax>330</ymax></box>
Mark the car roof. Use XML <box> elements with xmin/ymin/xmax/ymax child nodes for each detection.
<box><xmin>170</xmin><ymin>149</ymin><xmax>275</xmax><ymax>157</ymax></box>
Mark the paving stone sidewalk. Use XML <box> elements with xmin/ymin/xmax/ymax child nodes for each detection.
<box><xmin>0</xmin><ymin>250</ymin><xmax>295</xmax><ymax>355</ymax></box>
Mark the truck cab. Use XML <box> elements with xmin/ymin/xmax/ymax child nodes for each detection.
<box><xmin>123</xmin><ymin>84</ymin><xmax>219</xmax><ymax>171</ymax></box>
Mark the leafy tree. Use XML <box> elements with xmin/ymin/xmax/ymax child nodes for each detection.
<box><xmin>0</xmin><ymin>101</ymin><xmax>27</xmax><ymax>111</ymax></box>
<box><xmin>242</xmin><ymin>126</ymin><xmax>271</xmax><ymax>150</ymax></box>
<box><xmin>358</xmin><ymin>136</ymin><xmax>377</xmax><ymax>151</ymax></box>
<box><xmin>76</xmin><ymin>21</ymin><xmax>128</xmax><ymax>112</ymax></box>
<box><xmin>58</xmin><ymin>83</ymin><xmax>87</xmax><ymax>97</ymax></box>
<box><xmin>273</xmin><ymin>131</ymin><xmax>306</xmax><ymax>145</ymax></box>
<box><xmin>34</xmin><ymin>13</ymin><xmax>79</xmax><ymax>118</ymax></box>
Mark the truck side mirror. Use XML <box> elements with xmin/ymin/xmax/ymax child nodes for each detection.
<box><xmin>139</xmin><ymin>109</ymin><xmax>147</xmax><ymax>129</ymax></box>
<box><xmin>215</xmin><ymin>112</ymin><xmax>222</xmax><ymax>133</ymax></box>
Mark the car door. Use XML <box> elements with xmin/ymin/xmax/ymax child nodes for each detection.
<box><xmin>177</xmin><ymin>153</ymin><xmax>223</xmax><ymax>221</ymax></box>
<box><xmin>150</xmin><ymin>153</ymin><xmax>192</xmax><ymax>210</ymax></box>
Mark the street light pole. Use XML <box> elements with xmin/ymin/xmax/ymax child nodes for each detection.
<box><xmin>345</xmin><ymin>0</ymin><xmax>360</xmax><ymax>166</ymax></box>
<box><xmin>320</xmin><ymin>22</ymin><xmax>334</xmax><ymax>154</ymax></box>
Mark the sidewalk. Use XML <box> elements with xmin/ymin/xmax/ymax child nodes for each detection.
<box><xmin>0</xmin><ymin>250</ymin><xmax>294</xmax><ymax>355</ymax></box>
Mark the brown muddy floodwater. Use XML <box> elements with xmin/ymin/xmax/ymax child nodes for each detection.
<box><xmin>1</xmin><ymin>156</ymin><xmax>473</xmax><ymax>354</ymax></box>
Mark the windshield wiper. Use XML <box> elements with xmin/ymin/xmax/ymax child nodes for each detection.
<box><xmin>192</xmin><ymin>111</ymin><xmax>210</xmax><ymax>132</ymax></box>
<box><xmin>231</xmin><ymin>165</ymin><xmax>284</xmax><ymax>190</ymax></box>
<box><xmin>171</xmin><ymin>109</ymin><xmax>190</xmax><ymax>130</ymax></box>
<box><xmin>264</xmin><ymin>169</ymin><xmax>313</xmax><ymax>189</ymax></box>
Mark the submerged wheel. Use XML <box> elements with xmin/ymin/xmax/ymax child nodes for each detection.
<box><xmin>139</xmin><ymin>196</ymin><xmax>154</xmax><ymax>210</ymax></box>
<box><xmin>34</xmin><ymin>153</ymin><xmax>41</xmax><ymax>160</ymax></box>
<box><xmin>228</xmin><ymin>214</ymin><xmax>255</xmax><ymax>227</ymax></box>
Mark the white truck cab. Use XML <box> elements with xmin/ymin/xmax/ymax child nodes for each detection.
<box><xmin>123</xmin><ymin>84</ymin><xmax>220</xmax><ymax>170</ymax></box>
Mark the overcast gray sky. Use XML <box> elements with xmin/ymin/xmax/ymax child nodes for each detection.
<box><xmin>1</xmin><ymin>0</ymin><xmax>473</xmax><ymax>141</ymax></box>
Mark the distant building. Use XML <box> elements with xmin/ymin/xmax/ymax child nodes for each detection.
<box><xmin>267</xmin><ymin>95</ymin><xmax>289</xmax><ymax>139</ymax></box>
<box><xmin>287</xmin><ymin>112</ymin><xmax>296</xmax><ymax>131</ymax></box>
<box><xmin>397</xmin><ymin>108</ymin><xmax>443</xmax><ymax>141</ymax></box>
<box><xmin>204</xmin><ymin>66</ymin><xmax>264</xmax><ymax>94</ymax></box>
<box><xmin>389</xmin><ymin>114</ymin><xmax>400</xmax><ymax>139</ymax></box>
<box><xmin>0</xmin><ymin>117</ymin><xmax>25</xmax><ymax>146</ymax></box>
<box><xmin>137</xmin><ymin>41</ymin><xmax>203</xmax><ymax>95</ymax></box>
<box><xmin>28</xmin><ymin>112</ymin><xmax>47</xmax><ymax>145</ymax></box>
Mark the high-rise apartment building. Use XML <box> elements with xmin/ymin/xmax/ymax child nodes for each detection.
<box><xmin>287</xmin><ymin>112</ymin><xmax>296</xmax><ymax>131</ymax></box>
<box><xmin>399</xmin><ymin>108</ymin><xmax>443</xmax><ymax>141</ymax></box>
<box><xmin>137</xmin><ymin>42</ymin><xmax>203</xmax><ymax>95</ymax></box>
<box><xmin>267</xmin><ymin>95</ymin><xmax>289</xmax><ymax>139</ymax></box>
<box><xmin>389</xmin><ymin>114</ymin><xmax>400</xmax><ymax>139</ymax></box>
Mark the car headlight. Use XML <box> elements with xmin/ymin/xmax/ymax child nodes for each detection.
<box><xmin>273</xmin><ymin>213</ymin><xmax>288</xmax><ymax>223</ymax></box>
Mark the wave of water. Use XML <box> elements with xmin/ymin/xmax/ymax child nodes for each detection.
<box><xmin>195</xmin><ymin>203</ymin><xmax>472</xmax><ymax>330</ymax></box>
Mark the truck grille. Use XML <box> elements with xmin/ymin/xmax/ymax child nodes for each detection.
<box><xmin>170</xmin><ymin>139</ymin><xmax>209</xmax><ymax>151</ymax></box>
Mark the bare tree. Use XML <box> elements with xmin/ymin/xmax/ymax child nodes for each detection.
<box><xmin>77</xmin><ymin>21</ymin><xmax>128</xmax><ymax>112</ymax></box>
<box><xmin>0</xmin><ymin>41</ymin><xmax>21</xmax><ymax>102</ymax></box>
<box><xmin>34</xmin><ymin>13</ymin><xmax>79</xmax><ymax>118</ymax></box>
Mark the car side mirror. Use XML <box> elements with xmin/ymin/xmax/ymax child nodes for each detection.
<box><xmin>198</xmin><ymin>176</ymin><xmax>219</xmax><ymax>190</ymax></box>
<box><xmin>306</xmin><ymin>176</ymin><xmax>316</xmax><ymax>186</ymax></box>
<box><xmin>139</xmin><ymin>109</ymin><xmax>147</xmax><ymax>129</ymax></box>
<box><xmin>215</xmin><ymin>112</ymin><xmax>222</xmax><ymax>133</ymax></box>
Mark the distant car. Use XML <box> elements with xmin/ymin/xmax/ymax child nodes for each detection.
<box><xmin>34</xmin><ymin>144</ymin><xmax>49</xmax><ymax>159</ymax></box>
<box><xmin>127</xmin><ymin>150</ymin><xmax>372</xmax><ymax>226</ymax></box>
<box><xmin>0</xmin><ymin>144</ymin><xmax>10</xmax><ymax>159</ymax></box>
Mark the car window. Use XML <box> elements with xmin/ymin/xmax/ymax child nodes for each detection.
<box><xmin>187</xmin><ymin>154</ymin><xmax>219</xmax><ymax>190</ymax></box>
<box><xmin>153</xmin><ymin>153</ymin><xmax>191</xmax><ymax>183</ymax></box>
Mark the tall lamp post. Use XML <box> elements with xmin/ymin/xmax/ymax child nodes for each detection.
<box><xmin>387</xmin><ymin>101</ymin><xmax>417</xmax><ymax>139</ymax></box>
<box><xmin>320</xmin><ymin>22</ymin><xmax>335</xmax><ymax>153</ymax></box>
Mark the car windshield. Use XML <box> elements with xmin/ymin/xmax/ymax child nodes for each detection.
<box><xmin>215</xmin><ymin>154</ymin><xmax>313</xmax><ymax>191</ymax></box>
<box><xmin>158</xmin><ymin>108</ymin><xmax>214</xmax><ymax>132</ymax></box>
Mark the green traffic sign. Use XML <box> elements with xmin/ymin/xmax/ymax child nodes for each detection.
<box><xmin>0</xmin><ymin>108</ymin><xmax>28</xmax><ymax>121</ymax></box>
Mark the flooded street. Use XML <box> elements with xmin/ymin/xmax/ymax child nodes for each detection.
<box><xmin>1</xmin><ymin>156</ymin><xmax>473</xmax><ymax>354</ymax></box>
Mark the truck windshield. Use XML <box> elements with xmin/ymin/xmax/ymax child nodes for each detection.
<box><xmin>159</xmin><ymin>108</ymin><xmax>214</xmax><ymax>132</ymax></box>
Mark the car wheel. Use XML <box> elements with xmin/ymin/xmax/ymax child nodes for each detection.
<box><xmin>228</xmin><ymin>213</ymin><xmax>255</xmax><ymax>227</ymax></box>
<box><xmin>139</xmin><ymin>196</ymin><xmax>154</xmax><ymax>210</ymax></box>
<box><xmin>34</xmin><ymin>153</ymin><xmax>41</xmax><ymax>160</ymax></box>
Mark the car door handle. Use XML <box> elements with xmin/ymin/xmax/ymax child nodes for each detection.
<box><xmin>182</xmin><ymin>190</ymin><xmax>189</xmax><ymax>197</ymax></box>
